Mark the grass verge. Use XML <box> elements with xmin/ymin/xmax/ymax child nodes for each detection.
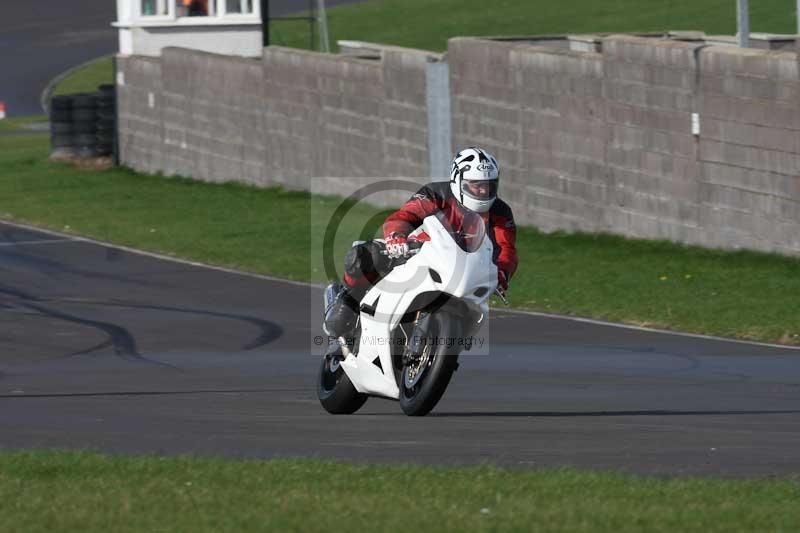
<box><xmin>1</xmin><ymin>128</ymin><xmax>799</xmax><ymax>345</ymax></box>
<box><xmin>270</xmin><ymin>0</ymin><xmax>798</xmax><ymax>51</ymax></box>
<box><xmin>0</xmin><ymin>116</ymin><xmax>49</xmax><ymax>133</ymax></box>
<box><xmin>51</xmin><ymin>56</ymin><xmax>114</xmax><ymax>96</ymax></box>
<box><xmin>1</xmin><ymin>450</ymin><xmax>799</xmax><ymax>532</ymax></box>
<box><xmin>36</xmin><ymin>0</ymin><xmax>794</xmax><ymax>102</ymax></box>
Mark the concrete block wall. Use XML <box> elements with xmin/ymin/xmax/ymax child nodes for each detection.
<box><xmin>450</xmin><ymin>35</ymin><xmax>800</xmax><ymax>256</ymax></box>
<box><xmin>697</xmin><ymin>46</ymin><xmax>800</xmax><ymax>254</ymax></box>
<box><xmin>119</xmin><ymin>44</ymin><xmax>438</xmax><ymax>207</ymax></box>
<box><xmin>602</xmin><ymin>36</ymin><xmax>703</xmax><ymax>245</ymax></box>
<box><xmin>117</xmin><ymin>55</ymin><xmax>164</xmax><ymax>175</ymax></box>
<box><xmin>118</xmin><ymin>34</ymin><xmax>800</xmax><ymax>257</ymax></box>
<box><xmin>262</xmin><ymin>47</ymin><xmax>384</xmax><ymax>188</ymax></box>
<box><xmin>449</xmin><ymin>38</ymin><xmax>607</xmax><ymax>234</ymax></box>
<box><xmin>160</xmin><ymin>49</ymin><xmax>264</xmax><ymax>185</ymax></box>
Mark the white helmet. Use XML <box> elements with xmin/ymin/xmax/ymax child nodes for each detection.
<box><xmin>449</xmin><ymin>147</ymin><xmax>499</xmax><ymax>213</ymax></box>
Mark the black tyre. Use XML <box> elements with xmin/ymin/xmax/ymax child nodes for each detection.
<box><xmin>75</xmin><ymin>145</ymin><xmax>98</xmax><ymax>158</ymax></box>
<box><xmin>74</xmin><ymin>133</ymin><xmax>97</xmax><ymax>145</ymax></box>
<box><xmin>72</xmin><ymin>109</ymin><xmax>97</xmax><ymax>122</ymax></box>
<box><xmin>50</xmin><ymin>109</ymin><xmax>72</xmax><ymax>122</ymax></box>
<box><xmin>72</xmin><ymin>93</ymin><xmax>97</xmax><ymax>109</ymax></box>
<box><xmin>50</xmin><ymin>122</ymin><xmax>73</xmax><ymax>134</ymax></box>
<box><xmin>51</xmin><ymin>134</ymin><xmax>74</xmax><ymax>148</ymax></box>
<box><xmin>49</xmin><ymin>147</ymin><xmax>76</xmax><ymax>159</ymax></box>
<box><xmin>96</xmin><ymin>133</ymin><xmax>115</xmax><ymax>144</ymax></box>
<box><xmin>399</xmin><ymin>313</ymin><xmax>461</xmax><ymax>416</ymax></box>
<box><xmin>50</xmin><ymin>95</ymin><xmax>73</xmax><ymax>110</ymax></box>
<box><xmin>97</xmin><ymin>118</ymin><xmax>115</xmax><ymax>130</ymax></box>
<box><xmin>96</xmin><ymin>144</ymin><xmax>113</xmax><ymax>156</ymax></box>
<box><xmin>73</xmin><ymin>121</ymin><xmax>97</xmax><ymax>134</ymax></box>
<box><xmin>318</xmin><ymin>349</ymin><xmax>368</xmax><ymax>415</ymax></box>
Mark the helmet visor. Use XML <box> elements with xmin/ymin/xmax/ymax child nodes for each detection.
<box><xmin>461</xmin><ymin>179</ymin><xmax>498</xmax><ymax>201</ymax></box>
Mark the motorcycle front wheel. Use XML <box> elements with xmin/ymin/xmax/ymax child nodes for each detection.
<box><xmin>399</xmin><ymin>312</ymin><xmax>461</xmax><ymax>416</ymax></box>
<box><xmin>317</xmin><ymin>350</ymin><xmax>368</xmax><ymax>414</ymax></box>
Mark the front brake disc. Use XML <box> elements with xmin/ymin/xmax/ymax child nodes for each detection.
<box><xmin>403</xmin><ymin>343</ymin><xmax>432</xmax><ymax>389</ymax></box>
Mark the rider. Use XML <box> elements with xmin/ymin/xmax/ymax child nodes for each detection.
<box><xmin>324</xmin><ymin>147</ymin><xmax>518</xmax><ymax>339</ymax></box>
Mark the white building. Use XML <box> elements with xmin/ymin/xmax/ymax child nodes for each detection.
<box><xmin>114</xmin><ymin>0</ymin><xmax>264</xmax><ymax>57</ymax></box>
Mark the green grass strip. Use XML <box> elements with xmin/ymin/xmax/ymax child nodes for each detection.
<box><xmin>0</xmin><ymin>116</ymin><xmax>49</xmax><ymax>133</ymax></box>
<box><xmin>51</xmin><ymin>56</ymin><xmax>115</xmax><ymax>96</ymax></box>
<box><xmin>0</xmin><ymin>450</ymin><xmax>799</xmax><ymax>532</ymax></box>
<box><xmin>39</xmin><ymin>0</ymin><xmax>800</xmax><ymax>99</ymax></box>
<box><xmin>1</xmin><ymin>130</ymin><xmax>799</xmax><ymax>345</ymax></box>
<box><xmin>271</xmin><ymin>0</ymin><xmax>799</xmax><ymax>51</ymax></box>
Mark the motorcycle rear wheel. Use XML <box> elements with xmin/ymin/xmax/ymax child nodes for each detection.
<box><xmin>317</xmin><ymin>350</ymin><xmax>368</xmax><ymax>414</ymax></box>
<box><xmin>399</xmin><ymin>313</ymin><xmax>461</xmax><ymax>416</ymax></box>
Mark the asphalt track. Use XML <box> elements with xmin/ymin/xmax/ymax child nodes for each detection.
<box><xmin>1</xmin><ymin>221</ymin><xmax>799</xmax><ymax>477</ymax></box>
<box><xmin>1</xmin><ymin>0</ymin><xmax>367</xmax><ymax>117</ymax></box>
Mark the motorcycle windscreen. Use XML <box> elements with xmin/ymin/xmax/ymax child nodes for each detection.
<box><xmin>434</xmin><ymin>210</ymin><xmax>486</xmax><ymax>253</ymax></box>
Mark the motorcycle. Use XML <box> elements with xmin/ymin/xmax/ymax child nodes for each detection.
<box><xmin>317</xmin><ymin>210</ymin><xmax>505</xmax><ymax>416</ymax></box>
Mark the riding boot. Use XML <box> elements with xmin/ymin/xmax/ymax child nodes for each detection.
<box><xmin>323</xmin><ymin>282</ymin><xmax>360</xmax><ymax>340</ymax></box>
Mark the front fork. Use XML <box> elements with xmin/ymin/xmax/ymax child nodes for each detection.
<box><xmin>402</xmin><ymin>311</ymin><xmax>432</xmax><ymax>365</ymax></box>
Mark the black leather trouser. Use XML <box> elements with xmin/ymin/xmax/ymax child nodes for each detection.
<box><xmin>343</xmin><ymin>240</ymin><xmax>391</xmax><ymax>300</ymax></box>
<box><xmin>325</xmin><ymin>241</ymin><xmax>390</xmax><ymax>338</ymax></box>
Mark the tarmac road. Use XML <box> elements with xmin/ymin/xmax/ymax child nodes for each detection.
<box><xmin>0</xmin><ymin>0</ymin><xmax>367</xmax><ymax>117</ymax></box>
<box><xmin>1</xmin><ymin>220</ymin><xmax>799</xmax><ymax>477</ymax></box>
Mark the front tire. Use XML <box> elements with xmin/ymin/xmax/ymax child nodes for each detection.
<box><xmin>317</xmin><ymin>351</ymin><xmax>368</xmax><ymax>414</ymax></box>
<box><xmin>399</xmin><ymin>313</ymin><xmax>461</xmax><ymax>416</ymax></box>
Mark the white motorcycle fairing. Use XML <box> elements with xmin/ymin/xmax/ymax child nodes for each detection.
<box><xmin>340</xmin><ymin>214</ymin><xmax>497</xmax><ymax>399</ymax></box>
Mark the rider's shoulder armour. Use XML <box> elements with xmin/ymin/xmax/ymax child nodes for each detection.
<box><xmin>416</xmin><ymin>181</ymin><xmax>451</xmax><ymax>205</ymax></box>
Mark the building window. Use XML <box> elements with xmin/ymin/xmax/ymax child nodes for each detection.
<box><xmin>225</xmin><ymin>0</ymin><xmax>253</xmax><ymax>14</ymax></box>
<box><xmin>141</xmin><ymin>0</ymin><xmax>168</xmax><ymax>16</ymax></box>
<box><xmin>135</xmin><ymin>0</ymin><xmax>258</xmax><ymax>20</ymax></box>
<box><xmin>177</xmin><ymin>0</ymin><xmax>216</xmax><ymax>17</ymax></box>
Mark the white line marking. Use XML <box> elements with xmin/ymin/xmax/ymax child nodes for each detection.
<box><xmin>0</xmin><ymin>239</ymin><xmax>75</xmax><ymax>247</ymax></box>
<box><xmin>1</xmin><ymin>219</ymin><xmax>798</xmax><ymax>351</ymax></box>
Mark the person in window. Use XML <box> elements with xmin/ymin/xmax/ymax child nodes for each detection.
<box><xmin>188</xmin><ymin>0</ymin><xmax>208</xmax><ymax>16</ymax></box>
<box><xmin>324</xmin><ymin>147</ymin><xmax>518</xmax><ymax>340</ymax></box>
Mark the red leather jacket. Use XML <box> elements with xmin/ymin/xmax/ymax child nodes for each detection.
<box><xmin>383</xmin><ymin>182</ymin><xmax>519</xmax><ymax>281</ymax></box>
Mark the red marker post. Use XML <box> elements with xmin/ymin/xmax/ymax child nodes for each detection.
<box><xmin>0</xmin><ymin>101</ymin><xmax>6</xmax><ymax>120</ymax></box>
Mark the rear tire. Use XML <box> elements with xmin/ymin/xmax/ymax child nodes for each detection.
<box><xmin>399</xmin><ymin>313</ymin><xmax>461</xmax><ymax>416</ymax></box>
<box><xmin>317</xmin><ymin>350</ymin><xmax>368</xmax><ymax>415</ymax></box>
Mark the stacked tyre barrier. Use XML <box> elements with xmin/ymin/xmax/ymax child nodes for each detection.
<box><xmin>73</xmin><ymin>93</ymin><xmax>99</xmax><ymax>158</ymax></box>
<box><xmin>49</xmin><ymin>85</ymin><xmax>116</xmax><ymax>161</ymax></box>
<box><xmin>49</xmin><ymin>95</ymin><xmax>74</xmax><ymax>159</ymax></box>
<box><xmin>95</xmin><ymin>85</ymin><xmax>115</xmax><ymax>157</ymax></box>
